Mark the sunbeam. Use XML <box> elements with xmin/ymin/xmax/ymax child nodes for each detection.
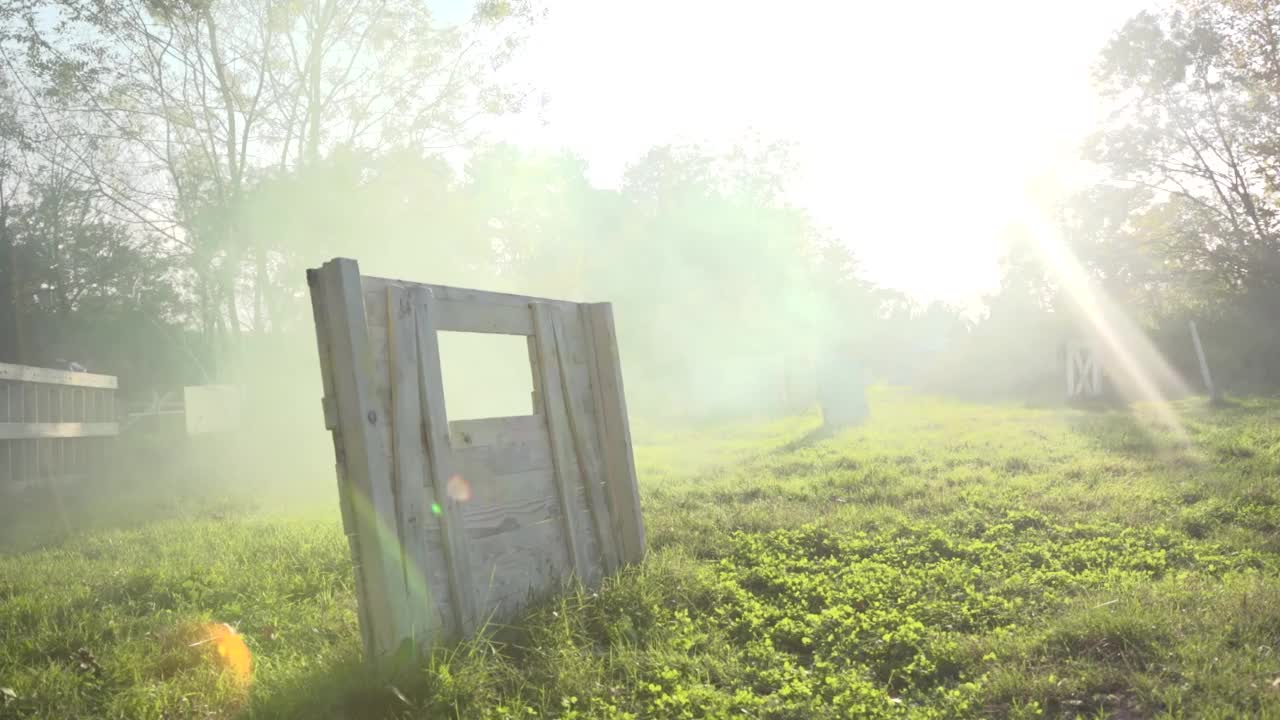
<box><xmin>1019</xmin><ymin>205</ymin><xmax>1195</xmax><ymax>446</ymax></box>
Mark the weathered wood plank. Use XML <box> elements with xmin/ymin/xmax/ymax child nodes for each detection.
<box><xmin>365</xmin><ymin>323</ymin><xmax>395</xmax><ymax>464</ymax></box>
<box><xmin>362</xmin><ymin>277</ymin><xmax>578</xmax><ymax>328</ymax></box>
<box><xmin>414</xmin><ymin>288</ymin><xmax>478</xmax><ymax>637</ymax></box>
<box><xmin>531</xmin><ymin>302</ymin><xmax>591</xmax><ymax>584</ymax></box>
<box><xmin>368</xmin><ymin>284</ymin><xmax>455</xmax><ymax>636</ymax></box>
<box><xmin>309</xmin><ymin>258</ymin><xmax>409</xmax><ymax>659</ymax></box>
<box><xmin>369</xmin><ymin>277</ymin><xmax>579</xmax><ymax>310</ymax></box>
<box><xmin>527</xmin><ymin>336</ymin><xmax>541</xmax><ymax>411</ymax></box>
<box><xmin>367</xmin><ymin>312</ymin><xmax>460</xmax><ymax>629</ymax></box>
<box><xmin>315</xmin><ymin>262</ymin><xmax>647</xmax><ymax>657</ymax></box>
<box><xmin>455</xmin><ymin>438</ymin><xmax>553</xmax><ymax>476</ymax></box>
<box><xmin>0</xmin><ymin>422</ymin><xmax>119</xmax><ymax>440</ymax></box>
<box><xmin>449</xmin><ymin>414</ymin><xmax>546</xmax><ymax>450</ymax></box>
<box><xmin>0</xmin><ymin>363</ymin><xmax>117</xmax><ymax>389</ymax></box>
<box><xmin>585</xmin><ymin>302</ymin><xmax>646</xmax><ymax>565</ymax></box>
<box><xmin>552</xmin><ymin>311</ymin><xmax>620</xmax><ymax>574</ymax></box>
<box><xmin>1066</xmin><ymin>341</ymin><xmax>1101</xmax><ymax>399</ymax></box>
<box><xmin>433</xmin><ymin>299</ymin><xmax>534</xmax><ymax>336</ymax></box>
<box><xmin>467</xmin><ymin>518</ymin><xmax>571</xmax><ymax>623</ymax></box>
<box><xmin>460</xmin><ymin>468</ymin><xmax>562</xmax><ymax>537</ymax></box>
<box><xmin>308</xmin><ymin>263</ymin><xmax>377</xmax><ymax>657</ymax></box>
<box><xmin>387</xmin><ymin>285</ymin><xmax>444</xmax><ymax>643</ymax></box>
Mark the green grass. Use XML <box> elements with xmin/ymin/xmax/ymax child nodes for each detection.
<box><xmin>3</xmin><ymin>388</ymin><xmax>1280</xmax><ymax>718</ymax></box>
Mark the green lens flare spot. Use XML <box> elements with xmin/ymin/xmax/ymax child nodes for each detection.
<box><xmin>431</xmin><ymin>503</ymin><xmax>442</xmax><ymax>516</ymax></box>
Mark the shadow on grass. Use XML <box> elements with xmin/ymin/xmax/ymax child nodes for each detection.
<box><xmin>1067</xmin><ymin>411</ymin><xmax>1166</xmax><ymax>460</ymax></box>
<box><xmin>776</xmin><ymin>417</ymin><xmax>870</xmax><ymax>454</ymax></box>
<box><xmin>246</xmin><ymin>650</ymin><xmax>407</xmax><ymax>720</ymax></box>
<box><xmin>1182</xmin><ymin>394</ymin><xmax>1280</xmax><ymax>420</ymax></box>
<box><xmin>777</xmin><ymin>425</ymin><xmax>836</xmax><ymax>452</ymax></box>
<box><xmin>245</xmin><ymin>629</ymin><xmax>549</xmax><ymax>719</ymax></box>
<box><xmin>0</xmin><ymin>475</ymin><xmax>255</xmax><ymax>554</ymax></box>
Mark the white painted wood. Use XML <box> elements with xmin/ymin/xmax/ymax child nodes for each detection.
<box><xmin>413</xmin><ymin>288</ymin><xmax>479</xmax><ymax>637</ymax></box>
<box><xmin>183</xmin><ymin>385</ymin><xmax>242</xmax><ymax>435</ymax></box>
<box><xmin>585</xmin><ymin>303</ymin><xmax>646</xmax><ymax>565</ymax></box>
<box><xmin>0</xmin><ymin>367</ymin><xmax>118</xmax><ymax>491</ymax></box>
<box><xmin>531</xmin><ymin>302</ymin><xmax>591</xmax><ymax>583</ymax></box>
<box><xmin>1066</xmin><ymin>341</ymin><xmax>1101</xmax><ymax>399</ymax></box>
<box><xmin>0</xmin><ymin>422</ymin><xmax>119</xmax><ymax>440</ymax></box>
<box><xmin>0</xmin><ymin>362</ymin><xmax>117</xmax><ymax>389</ymax></box>
<box><xmin>1189</xmin><ymin>320</ymin><xmax>1219</xmax><ymax>400</ymax></box>
<box><xmin>308</xmin><ymin>259</ymin><xmax>409</xmax><ymax>658</ymax></box>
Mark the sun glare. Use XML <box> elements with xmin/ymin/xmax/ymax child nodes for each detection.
<box><xmin>499</xmin><ymin>0</ymin><xmax>1157</xmax><ymax>305</ymax></box>
<box><xmin>1019</xmin><ymin>204</ymin><xmax>1194</xmax><ymax>444</ymax></box>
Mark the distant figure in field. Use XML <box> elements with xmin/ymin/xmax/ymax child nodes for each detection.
<box><xmin>817</xmin><ymin>341</ymin><xmax>867</xmax><ymax>430</ymax></box>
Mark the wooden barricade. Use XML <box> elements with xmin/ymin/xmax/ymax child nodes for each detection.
<box><xmin>0</xmin><ymin>363</ymin><xmax>119</xmax><ymax>493</ymax></box>
<box><xmin>1066</xmin><ymin>340</ymin><xmax>1103</xmax><ymax>400</ymax></box>
<box><xmin>307</xmin><ymin>258</ymin><xmax>645</xmax><ymax>658</ymax></box>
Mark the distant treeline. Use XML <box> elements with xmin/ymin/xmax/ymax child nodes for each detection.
<box><xmin>913</xmin><ymin>3</ymin><xmax>1280</xmax><ymax>401</ymax></box>
<box><xmin>1</xmin><ymin>0</ymin><xmax>1278</xmax><ymax>424</ymax></box>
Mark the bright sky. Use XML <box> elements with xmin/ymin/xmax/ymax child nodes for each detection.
<box><xmin>454</xmin><ymin>0</ymin><xmax>1159</xmax><ymax>306</ymax></box>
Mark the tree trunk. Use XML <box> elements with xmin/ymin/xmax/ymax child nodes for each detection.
<box><xmin>0</xmin><ymin>178</ymin><xmax>21</xmax><ymax>363</ymax></box>
<box><xmin>225</xmin><ymin>268</ymin><xmax>242</xmax><ymax>339</ymax></box>
<box><xmin>253</xmin><ymin>243</ymin><xmax>267</xmax><ymax>333</ymax></box>
<box><xmin>222</xmin><ymin>255</ymin><xmax>242</xmax><ymax>384</ymax></box>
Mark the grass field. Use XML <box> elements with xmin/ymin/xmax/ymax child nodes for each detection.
<box><xmin>2</xmin><ymin>388</ymin><xmax>1279</xmax><ymax>719</ymax></box>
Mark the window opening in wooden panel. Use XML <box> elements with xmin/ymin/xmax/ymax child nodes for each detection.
<box><xmin>437</xmin><ymin>331</ymin><xmax>537</xmax><ymax>421</ymax></box>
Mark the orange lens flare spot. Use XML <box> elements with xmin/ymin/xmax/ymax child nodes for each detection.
<box><xmin>447</xmin><ymin>474</ymin><xmax>471</xmax><ymax>502</ymax></box>
<box><xmin>195</xmin><ymin>623</ymin><xmax>253</xmax><ymax>686</ymax></box>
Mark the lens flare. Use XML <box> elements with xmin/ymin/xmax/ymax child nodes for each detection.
<box><xmin>1019</xmin><ymin>204</ymin><xmax>1194</xmax><ymax>446</ymax></box>
<box><xmin>447</xmin><ymin>474</ymin><xmax>471</xmax><ymax>502</ymax></box>
<box><xmin>189</xmin><ymin>622</ymin><xmax>253</xmax><ymax>687</ymax></box>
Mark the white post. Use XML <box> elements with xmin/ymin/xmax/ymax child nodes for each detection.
<box><xmin>1189</xmin><ymin>320</ymin><xmax>1219</xmax><ymax>402</ymax></box>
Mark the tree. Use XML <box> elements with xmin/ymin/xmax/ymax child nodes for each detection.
<box><xmin>462</xmin><ymin>145</ymin><xmax>613</xmax><ymax>296</ymax></box>
<box><xmin>1086</xmin><ymin>2</ymin><xmax>1280</xmax><ymax>299</ymax></box>
<box><xmin>1052</xmin><ymin>1</ymin><xmax>1280</xmax><ymax>392</ymax></box>
<box><xmin>0</xmin><ymin>61</ymin><xmax>25</xmax><ymax>362</ymax></box>
<box><xmin>1</xmin><ymin>0</ymin><xmax>537</xmax><ymax>358</ymax></box>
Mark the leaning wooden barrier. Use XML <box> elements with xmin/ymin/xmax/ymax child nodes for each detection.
<box><xmin>307</xmin><ymin>258</ymin><xmax>645</xmax><ymax>658</ymax></box>
<box><xmin>0</xmin><ymin>363</ymin><xmax>118</xmax><ymax>493</ymax></box>
<box><xmin>1065</xmin><ymin>340</ymin><xmax>1102</xmax><ymax>400</ymax></box>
